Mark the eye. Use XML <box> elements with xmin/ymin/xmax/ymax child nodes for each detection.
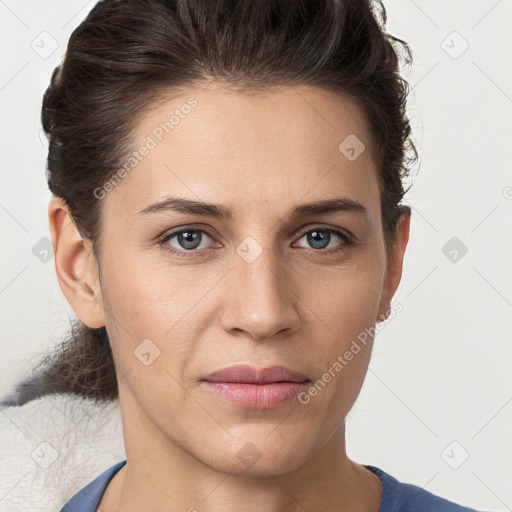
<box><xmin>293</xmin><ymin>226</ymin><xmax>352</xmax><ymax>253</ymax></box>
<box><xmin>159</xmin><ymin>228</ymin><xmax>217</xmax><ymax>256</ymax></box>
<box><xmin>158</xmin><ymin>225</ymin><xmax>353</xmax><ymax>258</ymax></box>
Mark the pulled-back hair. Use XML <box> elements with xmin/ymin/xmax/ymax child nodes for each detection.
<box><xmin>2</xmin><ymin>0</ymin><xmax>417</xmax><ymax>408</ymax></box>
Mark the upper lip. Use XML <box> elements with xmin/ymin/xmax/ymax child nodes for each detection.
<box><xmin>201</xmin><ymin>364</ymin><xmax>310</xmax><ymax>384</ymax></box>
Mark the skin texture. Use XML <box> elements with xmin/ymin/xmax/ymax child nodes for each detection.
<box><xmin>49</xmin><ymin>84</ymin><xmax>410</xmax><ymax>512</ymax></box>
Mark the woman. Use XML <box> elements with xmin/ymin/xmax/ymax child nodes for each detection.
<box><xmin>2</xmin><ymin>0</ymin><xmax>486</xmax><ymax>510</ymax></box>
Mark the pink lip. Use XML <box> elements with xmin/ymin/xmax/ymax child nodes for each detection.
<box><xmin>200</xmin><ymin>365</ymin><xmax>310</xmax><ymax>409</ymax></box>
<box><xmin>201</xmin><ymin>364</ymin><xmax>309</xmax><ymax>384</ymax></box>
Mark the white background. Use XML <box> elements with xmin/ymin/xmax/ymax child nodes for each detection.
<box><xmin>0</xmin><ymin>1</ymin><xmax>511</xmax><ymax>510</ymax></box>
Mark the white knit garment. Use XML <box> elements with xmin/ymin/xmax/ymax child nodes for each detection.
<box><xmin>0</xmin><ymin>393</ymin><xmax>126</xmax><ymax>511</ymax></box>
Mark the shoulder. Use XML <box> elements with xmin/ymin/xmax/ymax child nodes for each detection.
<box><xmin>365</xmin><ymin>465</ymin><xmax>487</xmax><ymax>512</ymax></box>
<box><xmin>60</xmin><ymin>460</ymin><xmax>127</xmax><ymax>512</ymax></box>
<box><xmin>0</xmin><ymin>393</ymin><xmax>125</xmax><ymax>512</ymax></box>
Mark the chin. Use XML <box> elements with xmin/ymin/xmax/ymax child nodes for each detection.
<box><xmin>199</xmin><ymin>428</ymin><xmax>317</xmax><ymax>477</ymax></box>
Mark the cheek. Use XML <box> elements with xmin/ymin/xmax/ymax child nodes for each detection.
<box><xmin>303</xmin><ymin>256</ymin><xmax>385</xmax><ymax>399</ymax></box>
<box><xmin>101</xmin><ymin>249</ymin><xmax>214</xmax><ymax>332</ymax></box>
<box><xmin>308</xmin><ymin>254</ymin><xmax>385</xmax><ymax>336</ymax></box>
<box><xmin>99</xmin><ymin>255</ymin><xmax>219</xmax><ymax>388</ymax></box>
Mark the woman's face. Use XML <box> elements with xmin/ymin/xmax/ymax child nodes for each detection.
<box><xmin>73</xmin><ymin>84</ymin><xmax>409</xmax><ymax>474</ymax></box>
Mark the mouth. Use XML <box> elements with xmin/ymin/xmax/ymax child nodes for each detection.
<box><xmin>201</xmin><ymin>364</ymin><xmax>309</xmax><ymax>384</ymax></box>
<box><xmin>200</xmin><ymin>364</ymin><xmax>311</xmax><ymax>409</ymax></box>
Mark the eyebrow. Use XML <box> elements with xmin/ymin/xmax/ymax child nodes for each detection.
<box><xmin>136</xmin><ymin>196</ymin><xmax>369</xmax><ymax>221</ymax></box>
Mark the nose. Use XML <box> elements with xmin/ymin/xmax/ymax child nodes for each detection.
<box><xmin>220</xmin><ymin>244</ymin><xmax>301</xmax><ymax>341</ymax></box>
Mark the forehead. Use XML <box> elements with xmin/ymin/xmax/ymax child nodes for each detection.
<box><xmin>105</xmin><ymin>84</ymin><xmax>380</xmax><ymax>218</ymax></box>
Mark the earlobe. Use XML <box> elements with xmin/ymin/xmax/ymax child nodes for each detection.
<box><xmin>376</xmin><ymin>208</ymin><xmax>411</xmax><ymax>323</ymax></box>
<box><xmin>48</xmin><ymin>196</ymin><xmax>106</xmax><ymax>328</ymax></box>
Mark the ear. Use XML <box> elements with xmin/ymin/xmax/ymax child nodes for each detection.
<box><xmin>376</xmin><ymin>206</ymin><xmax>411</xmax><ymax>322</ymax></box>
<box><xmin>48</xmin><ymin>196</ymin><xmax>106</xmax><ymax>328</ymax></box>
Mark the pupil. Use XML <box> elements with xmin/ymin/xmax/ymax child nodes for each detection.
<box><xmin>178</xmin><ymin>231</ymin><xmax>200</xmax><ymax>250</ymax></box>
<box><xmin>308</xmin><ymin>230</ymin><xmax>330</xmax><ymax>249</ymax></box>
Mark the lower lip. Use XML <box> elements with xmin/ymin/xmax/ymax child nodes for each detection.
<box><xmin>201</xmin><ymin>381</ymin><xmax>310</xmax><ymax>409</ymax></box>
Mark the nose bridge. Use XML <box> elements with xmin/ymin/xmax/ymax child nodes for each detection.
<box><xmin>220</xmin><ymin>235</ymin><xmax>300</xmax><ymax>340</ymax></box>
<box><xmin>238</xmin><ymin>240</ymin><xmax>282</xmax><ymax>297</ymax></box>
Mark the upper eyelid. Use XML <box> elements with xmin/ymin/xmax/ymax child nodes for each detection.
<box><xmin>295</xmin><ymin>224</ymin><xmax>350</xmax><ymax>238</ymax></box>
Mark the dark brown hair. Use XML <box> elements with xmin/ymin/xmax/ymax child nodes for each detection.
<box><xmin>1</xmin><ymin>0</ymin><xmax>417</xmax><ymax>408</ymax></box>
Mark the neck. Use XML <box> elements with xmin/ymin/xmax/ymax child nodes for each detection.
<box><xmin>104</xmin><ymin>389</ymin><xmax>382</xmax><ymax>512</ymax></box>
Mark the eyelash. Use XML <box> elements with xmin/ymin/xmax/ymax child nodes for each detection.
<box><xmin>158</xmin><ymin>225</ymin><xmax>354</xmax><ymax>258</ymax></box>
